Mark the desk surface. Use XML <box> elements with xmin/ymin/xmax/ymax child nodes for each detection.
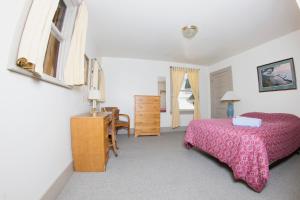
<box><xmin>72</xmin><ymin>112</ymin><xmax>110</xmax><ymax>118</ymax></box>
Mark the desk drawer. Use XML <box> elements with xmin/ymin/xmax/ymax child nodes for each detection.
<box><xmin>135</xmin><ymin>127</ymin><xmax>160</xmax><ymax>134</ymax></box>
<box><xmin>135</xmin><ymin>104</ymin><xmax>160</xmax><ymax>112</ymax></box>
<box><xmin>135</xmin><ymin>113</ymin><xmax>160</xmax><ymax>119</ymax></box>
<box><xmin>135</xmin><ymin>120</ymin><xmax>160</xmax><ymax>127</ymax></box>
<box><xmin>135</xmin><ymin>96</ymin><xmax>160</xmax><ymax>104</ymax></box>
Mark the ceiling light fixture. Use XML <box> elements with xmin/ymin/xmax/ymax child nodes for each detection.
<box><xmin>297</xmin><ymin>0</ymin><xmax>300</xmax><ymax>9</ymax></box>
<box><xmin>182</xmin><ymin>25</ymin><xmax>198</xmax><ymax>39</ymax></box>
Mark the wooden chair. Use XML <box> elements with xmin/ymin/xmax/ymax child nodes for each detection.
<box><xmin>108</xmin><ymin>108</ymin><xmax>119</xmax><ymax>157</ymax></box>
<box><xmin>102</xmin><ymin>107</ymin><xmax>131</xmax><ymax>137</ymax></box>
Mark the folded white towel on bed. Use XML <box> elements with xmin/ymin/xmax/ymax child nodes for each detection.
<box><xmin>232</xmin><ymin>116</ymin><xmax>262</xmax><ymax>127</ymax></box>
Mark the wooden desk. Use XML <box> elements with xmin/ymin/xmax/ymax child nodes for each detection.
<box><xmin>71</xmin><ymin>113</ymin><xmax>110</xmax><ymax>172</ymax></box>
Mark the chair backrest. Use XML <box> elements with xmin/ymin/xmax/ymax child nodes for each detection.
<box><xmin>101</xmin><ymin>107</ymin><xmax>118</xmax><ymax>112</ymax></box>
<box><xmin>111</xmin><ymin>108</ymin><xmax>120</xmax><ymax>122</ymax></box>
<box><xmin>102</xmin><ymin>107</ymin><xmax>119</xmax><ymax>120</ymax></box>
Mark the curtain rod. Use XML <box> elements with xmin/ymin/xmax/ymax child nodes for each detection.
<box><xmin>170</xmin><ymin>66</ymin><xmax>200</xmax><ymax>71</ymax></box>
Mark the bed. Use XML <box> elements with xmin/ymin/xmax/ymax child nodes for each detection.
<box><xmin>184</xmin><ymin>112</ymin><xmax>300</xmax><ymax>192</ymax></box>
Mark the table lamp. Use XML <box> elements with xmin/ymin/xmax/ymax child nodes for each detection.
<box><xmin>88</xmin><ymin>89</ymin><xmax>101</xmax><ymax>117</ymax></box>
<box><xmin>221</xmin><ymin>91</ymin><xmax>240</xmax><ymax>118</ymax></box>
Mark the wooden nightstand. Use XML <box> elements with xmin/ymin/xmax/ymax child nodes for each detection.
<box><xmin>71</xmin><ymin>113</ymin><xmax>110</xmax><ymax>172</ymax></box>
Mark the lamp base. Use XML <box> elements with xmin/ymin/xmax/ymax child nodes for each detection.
<box><xmin>92</xmin><ymin>112</ymin><xmax>97</xmax><ymax>117</ymax></box>
<box><xmin>227</xmin><ymin>102</ymin><xmax>234</xmax><ymax>118</ymax></box>
<box><xmin>90</xmin><ymin>108</ymin><xmax>97</xmax><ymax>117</ymax></box>
<box><xmin>90</xmin><ymin>100</ymin><xmax>98</xmax><ymax>117</ymax></box>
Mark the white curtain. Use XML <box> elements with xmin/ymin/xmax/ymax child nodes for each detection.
<box><xmin>99</xmin><ymin>67</ymin><xmax>105</xmax><ymax>102</ymax></box>
<box><xmin>90</xmin><ymin>59</ymin><xmax>99</xmax><ymax>89</ymax></box>
<box><xmin>64</xmin><ymin>1</ymin><xmax>88</xmax><ymax>85</ymax></box>
<box><xmin>17</xmin><ymin>0</ymin><xmax>59</xmax><ymax>73</ymax></box>
<box><xmin>90</xmin><ymin>59</ymin><xmax>105</xmax><ymax>102</ymax></box>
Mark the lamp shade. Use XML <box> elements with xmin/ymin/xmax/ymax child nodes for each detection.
<box><xmin>297</xmin><ymin>0</ymin><xmax>300</xmax><ymax>9</ymax></box>
<box><xmin>221</xmin><ymin>91</ymin><xmax>240</xmax><ymax>101</ymax></box>
<box><xmin>88</xmin><ymin>89</ymin><xmax>101</xmax><ymax>101</ymax></box>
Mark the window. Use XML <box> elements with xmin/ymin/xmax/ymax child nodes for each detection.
<box><xmin>178</xmin><ymin>73</ymin><xmax>194</xmax><ymax>111</ymax></box>
<box><xmin>43</xmin><ymin>32</ymin><xmax>60</xmax><ymax>77</ymax></box>
<box><xmin>52</xmin><ymin>1</ymin><xmax>67</xmax><ymax>31</ymax></box>
<box><xmin>43</xmin><ymin>0</ymin><xmax>75</xmax><ymax>80</ymax></box>
<box><xmin>9</xmin><ymin>0</ymin><xmax>80</xmax><ymax>88</ymax></box>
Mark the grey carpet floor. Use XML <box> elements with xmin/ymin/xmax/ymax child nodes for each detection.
<box><xmin>57</xmin><ymin>132</ymin><xmax>300</xmax><ymax>200</ymax></box>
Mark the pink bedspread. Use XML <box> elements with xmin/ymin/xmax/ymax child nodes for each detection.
<box><xmin>184</xmin><ymin>112</ymin><xmax>300</xmax><ymax>192</ymax></box>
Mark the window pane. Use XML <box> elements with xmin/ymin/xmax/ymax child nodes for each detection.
<box><xmin>178</xmin><ymin>90</ymin><xmax>194</xmax><ymax>110</ymax></box>
<box><xmin>52</xmin><ymin>0</ymin><xmax>67</xmax><ymax>31</ymax></box>
<box><xmin>178</xmin><ymin>74</ymin><xmax>194</xmax><ymax>110</ymax></box>
<box><xmin>43</xmin><ymin>33</ymin><xmax>60</xmax><ymax>77</ymax></box>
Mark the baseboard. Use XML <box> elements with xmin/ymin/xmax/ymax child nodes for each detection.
<box><xmin>41</xmin><ymin>162</ymin><xmax>73</xmax><ymax>200</ymax></box>
<box><xmin>160</xmin><ymin>126</ymin><xmax>187</xmax><ymax>133</ymax></box>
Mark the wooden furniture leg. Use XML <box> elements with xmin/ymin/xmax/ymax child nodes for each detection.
<box><xmin>128</xmin><ymin>121</ymin><xmax>130</xmax><ymax>138</ymax></box>
<box><xmin>110</xmin><ymin>131</ymin><xmax>118</xmax><ymax>157</ymax></box>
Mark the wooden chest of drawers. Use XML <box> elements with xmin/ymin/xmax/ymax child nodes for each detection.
<box><xmin>134</xmin><ymin>95</ymin><xmax>160</xmax><ymax>137</ymax></box>
<box><xmin>71</xmin><ymin>113</ymin><xmax>110</xmax><ymax>172</ymax></box>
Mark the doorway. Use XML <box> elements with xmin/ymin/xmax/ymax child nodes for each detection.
<box><xmin>210</xmin><ymin>67</ymin><xmax>233</xmax><ymax>118</ymax></box>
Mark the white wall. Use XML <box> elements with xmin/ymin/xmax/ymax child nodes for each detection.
<box><xmin>0</xmin><ymin>1</ymin><xmax>89</xmax><ymax>199</ymax></box>
<box><xmin>209</xmin><ymin>30</ymin><xmax>300</xmax><ymax>117</ymax></box>
<box><xmin>101</xmin><ymin>57</ymin><xmax>210</xmax><ymax>128</ymax></box>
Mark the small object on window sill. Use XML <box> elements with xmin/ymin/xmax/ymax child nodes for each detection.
<box><xmin>16</xmin><ymin>57</ymin><xmax>41</xmax><ymax>78</ymax></box>
<box><xmin>16</xmin><ymin>57</ymin><xmax>35</xmax><ymax>70</ymax></box>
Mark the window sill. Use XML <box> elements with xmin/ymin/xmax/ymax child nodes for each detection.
<box><xmin>8</xmin><ymin>66</ymin><xmax>72</xmax><ymax>89</ymax></box>
<box><xmin>180</xmin><ymin>109</ymin><xmax>194</xmax><ymax>114</ymax></box>
<box><xmin>170</xmin><ymin>109</ymin><xmax>194</xmax><ymax>114</ymax></box>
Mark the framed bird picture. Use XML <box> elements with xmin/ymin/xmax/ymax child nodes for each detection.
<box><xmin>257</xmin><ymin>58</ymin><xmax>297</xmax><ymax>92</ymax></box>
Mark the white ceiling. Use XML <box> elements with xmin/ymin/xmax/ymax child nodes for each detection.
<box><xmin>85</xmin><ymin>0</ymin><xmax>300</xmax><ymax>65</ymax></box>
